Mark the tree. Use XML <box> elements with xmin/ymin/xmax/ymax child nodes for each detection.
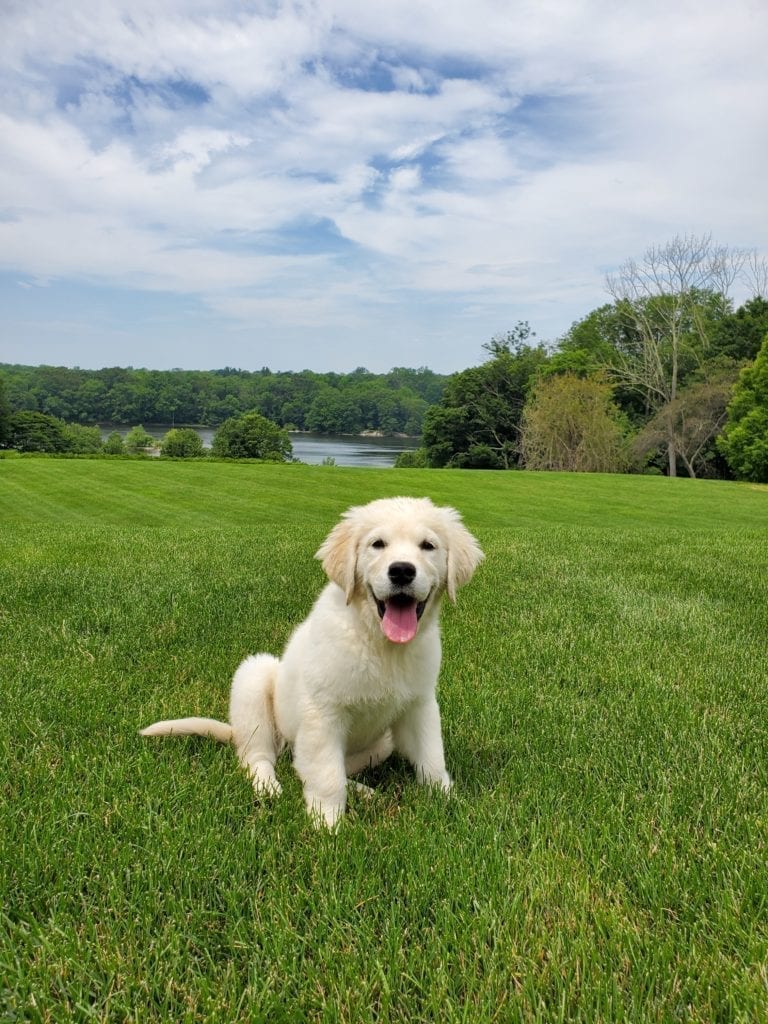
<box><xmin>7</xmin><ymin>411</ymin><xmax>69</xmax><ymax>452</ymax></box>
<box><xmin>423</xmin><ymin>324</ymin><xmax>548</xmax><ymax>468</ymax></box>
<box><xmin>520</xmin><ymin>372</ymin><xmax>629</xmax><ymax>473</ymax></box>
<box><xmin>605</xmin><ymin>233</ymin><xmax>762</xmax><ymax>476</ymax></box>
<box><xmin>62</xmin><ymin>423</ymin><xmax>103</xmax><ymax>454</ymax></box>
<box><xmin>0</xmin><ymin>375</ymin><xmax>11</xmax><ymax>446</ymax></box>
<box><xmin>709</xmin><ymin>296</ymin><xmax>768</xmax><ymax>363</ymax></box>
<box><xmin>552</xmin><ymin>303</ymin><xmax>652</xmax><ymax>422</ymax></box>
<box><xmin>123</xmin><ymin>425</ymin><xmax>156</xmax><ymax>454</ymax></box>
<box><xmin>632</xmin><ymin>360</ymin><xmax>740</xmax><ymax>478</ymax></box>
<box><xmin>211</xmin><ymin>411</ymin><xmax>292</xmax><ymax>461</ymax></box>
<box><xmin>717</xmin><ymin>333</ymin><xmax>768</xmax><ymax>483</ymax></box>
<box><xmin>0</xmin><ymin>363</ymin><xmax>448</xmax><ymax>435</ymax></box>
<box><xmin>161</xmin><ymin>428</ymin><xmax>205</xmax><ymax>458</ymax></box>
<box><xmin>305</xmin><ymin>388</ymin><xmax>362</xmax><ymax>434</ymax></box>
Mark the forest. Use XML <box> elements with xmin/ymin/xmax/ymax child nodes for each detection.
<box><xmin>0</xmin><ymin>364</ymin><xmax>445</xmax><ymax>437</ymax></box>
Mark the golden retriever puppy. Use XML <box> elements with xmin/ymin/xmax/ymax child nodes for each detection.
<box><xmin>141</xmin><ymin>496</ymin><xmax>483</xmax><ymax>828</ymax></box>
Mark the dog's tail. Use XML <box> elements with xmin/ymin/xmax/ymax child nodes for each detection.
<box><xmin>139</xmin><ymin>717</ymin><xmax>233</xmax><ymax>744</ymax></box>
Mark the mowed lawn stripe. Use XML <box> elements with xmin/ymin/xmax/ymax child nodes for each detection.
<box><xmin>2</xmin><ymin>456</ymin><xmax>767</xmax><ymax>530</ymax></box>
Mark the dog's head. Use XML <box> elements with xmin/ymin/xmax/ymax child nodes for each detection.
<box><xmin>316</xmin><ymin>497</ymin><xmax>484</xmax><ymax>644</ymax></box>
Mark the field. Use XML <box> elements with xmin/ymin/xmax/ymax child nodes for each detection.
<box><xmin>1</xmin><ymin>458</ymin><xmax>767</xmax><ymax>1022</ymax></box>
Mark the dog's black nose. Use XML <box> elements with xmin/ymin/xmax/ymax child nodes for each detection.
<box><xmin>388</xmin><ymin>561</ymin><xmax>416</xmax><ymax>586</ymax></box>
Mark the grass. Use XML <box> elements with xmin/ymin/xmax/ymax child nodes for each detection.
<box><xmin>1</xmin><ymin>458</ymin><xmax>767</xmax><ymax>1022</ymax></box>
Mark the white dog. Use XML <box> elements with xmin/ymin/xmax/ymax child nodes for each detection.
<box><xmin>141</xmin><ymin>496</ymin><xmax>483</xmax><ymax>828</ymax></box>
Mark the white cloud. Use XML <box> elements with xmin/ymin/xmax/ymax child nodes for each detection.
<box><xmin>1</xmin><ymin>0</ymin><xmax>767</xmax><ymax>371</ymax></box>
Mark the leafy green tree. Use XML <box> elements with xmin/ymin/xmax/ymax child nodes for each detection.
<box><xmin>718</xmin><ymin>333</ymin><xmax>768</xmax><ymax>482</ymax></box>
<box><xmin>0</xmin><ymin>375</ymin><xmax>11</xmax><ymax>446</ymax></box>
<box><xmin>123</xmin><ymin>425</ymin><xmax>156</xmax><ymax>454</ymax></box>
<box><xmin>552</xmin><ymin>303</ymin><xmax>649</xmax><ymax>421</ymax></box>
<box><xmin>423</xmin><ymin>324</ymin><xmax>548</xmax><ymax>468</ymax></box>
<box><xmin>62</xmin><ymin>423</ymin><xmax>103</xmax><ymax>454</ymax></box>
<box><xmin>211</xmin><ymin>412</ymin><xmax>292</xmax><ymax>461</ymax></box>
<box><xmin>74</xmin><ymin>378</ymin><xmax>109</xmax><ymax>422</ymax></box>
<box><xmin>7</xmin><ymin>411</ymin><xmax>69</xmax><ymax>452</ymax></box>
<box><xmin>397</xmin><ymin>393</ymin><xmax>429</xmax><ymax>436</ymax></box>
<box><xmin>710</xmin><ymin>296</ymin><xmax>768</xmax><ymax>363</ymax></box>
<box><xmin>422</xmin><ymin>404</ymin><xmax>473</xmax><ymax>467</ymax></box>
<box><xmin>305</xmin><ymin>388</ymin><xmax>362</xmax><ymax>434</ymax></box>
<box><xmin>521</xmin><ymin>372</ymin><xmax>629</xmax><ymax>473</ymax></box>
<box><xmin>161</xmin><ymin>428</ymin><xmax>205</xmax><ymax>458</ymax></box>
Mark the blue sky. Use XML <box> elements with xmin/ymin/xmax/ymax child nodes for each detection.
<box><xmin>1</xmin><ymin>0</ymin><xmax>767</xmax><ymax>374</ymax></box>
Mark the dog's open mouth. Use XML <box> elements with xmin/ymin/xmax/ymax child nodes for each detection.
<box><xmin>374</xmin><ymin>592</ymin><xmax>427</xmax><ymax>644</ymax></box>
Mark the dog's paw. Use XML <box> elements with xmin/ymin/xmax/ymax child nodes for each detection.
<box><xmin>306</xmin><ymin>794</ymin><xmax>346</xmax><ymax>830</ymax></box>
<box><xmin>252</xmin><ymin>776</ymin><xmax>282</xmax><ymax>798</ymax></box>
<box><xmin>416</xmin><ymin>767</ymin><xmax>453</xmax><ymax>793</ymax></box>
<box><xmin>246</xmin><ymin>762</ymin><xmax>282</xmax><ymax>798</ymax></box>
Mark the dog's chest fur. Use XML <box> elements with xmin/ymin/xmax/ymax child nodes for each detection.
<box><xmin>275</xmin><ymin>582</ymin><xmax>441</xmax><ymax>749</ymax></box>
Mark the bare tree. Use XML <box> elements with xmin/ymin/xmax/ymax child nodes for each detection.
<box><xmin>605</xmin><ymin>233</ymin><xmax>760</xmax><ymax>476</ymax></box>
<box><xmin>631</xmin><ymin>362</ymin><xmax>740</xmax><ymax>478</ymax></box>
<box><xmin>744</xmin><ymin>250</ymin><xmax>768</xmax><ymax>300</ymax></box>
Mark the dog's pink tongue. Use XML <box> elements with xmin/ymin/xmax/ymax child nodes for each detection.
<box><xmin>381</xmin><ymin>601</ymin><xmax>419</xmax><ymax>644</ymax></box>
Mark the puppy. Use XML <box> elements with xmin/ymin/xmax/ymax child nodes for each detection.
<box><xmin>141</xmin><ymin>496</ymin><xmax>483</xmax><ymax>827</ymax></box>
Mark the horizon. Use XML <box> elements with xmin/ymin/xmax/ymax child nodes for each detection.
<box><xmin>1</xmin><ymin>359</ymin><xmax>450</xmax><ymax>376</ymax></box>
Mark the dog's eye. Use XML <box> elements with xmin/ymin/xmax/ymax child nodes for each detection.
<box><xmin>420</xmin><ymin>540</ymin><xmax>436</xmax><ymax>551</ymax></box>
<box><xmin>371</xmin><ymin>538</ymin><xmax>387</xmax><ymax>549</ymax></box>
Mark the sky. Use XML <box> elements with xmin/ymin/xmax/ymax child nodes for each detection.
<box><xmin>1</xmin><ymin>0</ymin><xmax>767</xmax><ymax>375</ymax></box>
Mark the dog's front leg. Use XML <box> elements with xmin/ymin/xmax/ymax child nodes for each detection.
<box><xmin>392</xmin><ymin>696</ymin><xmax>452</xmax><ymax>793</ymax></box>
<box><xmin>293</xmin><ymin>715</ymin><xmax>348</xmax><ymax>829</ymax></box>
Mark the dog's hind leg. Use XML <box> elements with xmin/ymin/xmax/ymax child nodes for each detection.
<box><xmin>229</xmin><ymin>654</ymin><xmax>283</xmax><ymax>797</ymax></box>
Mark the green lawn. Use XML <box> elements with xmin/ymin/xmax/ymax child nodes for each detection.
<box><xmin>2</xmin><ymin>458</ymin><xmax>767</xmax><ymax>1022</ymax></box>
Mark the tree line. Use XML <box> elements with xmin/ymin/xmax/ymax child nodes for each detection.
<box><xmin>0</xmin><ymin>364</ymin><xmax>445</xmax><ymax>437</ymax></box>
<box><xmin>0</xmin><ymin>411</ymin><xmax>296</xmax><ymax>462</ymax></box>
<box><xmin>2</xmin><ymin>235</ymin><xmax>767</xmax><ymax>482</ymax></box>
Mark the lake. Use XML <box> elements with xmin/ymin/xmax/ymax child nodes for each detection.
<box><xmin>100</xmin><ymin>426</ymin><xmax>418</xmax><ymax>468</ymax></box>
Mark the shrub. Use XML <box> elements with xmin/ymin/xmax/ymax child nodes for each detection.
<box><xmin>123</xmin><ymin>425</ymin><xmax>156</xmax><ymax>454</ymax></box>
<box><xmin>452</xmin><ymin>444</ymin><xmax>504</xmax><ymax>469</ymax></box>
<box><xmin>161</xmin><ymin>428</ymin><xmax>205</xmax><ymax>458</ymax></box>
<box><xmin>102</xmin><ymin>432</ymin><xmax>125</xmax><ymax>455</ymax></box>
<box><xmin>394</xmin><ymin>448</ymin><xmax>428</xmax><ymax>468</ymax></box>
<box><xmin>63</xmin><ymin>423</ymin><xmax>103</xmax><ymax>454</ymax></box>
<box><xmin>211</xmin><ymin>412</ymin><xmax>292</xmax><ymax>461</ymax></box>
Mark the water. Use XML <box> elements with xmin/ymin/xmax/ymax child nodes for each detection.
<box><xmin>289</xmin><ymin>433</ymin><xmax>416</xmax><ymax>468</ymax></box>
<box><xmin>99</xmin><ymin>425</ymin><xmax>418</xmax><ymax>468</ymax></box>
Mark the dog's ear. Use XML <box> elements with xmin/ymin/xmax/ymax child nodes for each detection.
<box><xmin>316</xmin><ymin>512</ymin><xmax>360</xmax><ymax>603</ymax></box>
<box><xmin>441</xmin><ymin>508</ymin><xmax>484</xmax><ymax>603</ymax></box>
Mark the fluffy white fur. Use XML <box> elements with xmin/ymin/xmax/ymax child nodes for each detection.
<box><xmin>141</xmin><ymin>496</ymin><xmax>483</xmax><ymax>828</ymax></box>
